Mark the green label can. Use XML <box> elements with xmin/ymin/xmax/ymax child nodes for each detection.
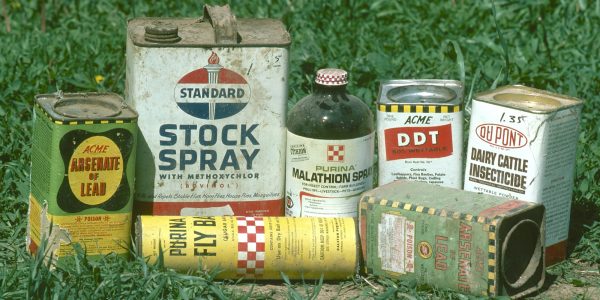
<box><xmin>359</xmin><ymin>181</ymin><xmax>545</xmax><ymax>298</ymax></box>
<box><xmin>27</xmin><ymin>92</ymin><xmax>138</xmax><ymax>264</ymax></box>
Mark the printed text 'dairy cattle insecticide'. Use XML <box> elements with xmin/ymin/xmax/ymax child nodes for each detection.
<box><xmin>377</xmin><ymin>80</ymin><xmax>464</xmax><ymax>188</ymax></box>
<box><xmin>27</xmin><ymin>92</ymin><xmax>137</xmax><ymax>265</ymax></box>
<box><xmin>463</xmin><ymin>85</ymin><xmax>583</xmax><ymax>265</ymax></box>
<box><xmin>126</xmin><ymin>5</ymin><xmax>290</xmax><ymax>216</ymax></box>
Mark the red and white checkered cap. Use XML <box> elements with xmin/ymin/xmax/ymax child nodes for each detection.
<box><xmin>315</xmin><ymin>68</ymin><xmax>348</xmax><ymax>86</ymax></box>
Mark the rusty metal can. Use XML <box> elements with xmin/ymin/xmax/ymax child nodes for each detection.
<box><xmin>27</xmin><ymin>92</ymin><xmax>138</xmax><ymax>264</ymax></box>
<box><xmin>463</xmin><ymin>85</ymin><xmax>583</xmax><ymax>265</ymax></box>
<box><xmin>359</xmin><ymin>180</ymin><xmax>545</xmax><ymax>298</ymax></box>
<box><xmin>377</xmin><ymin>80</ymin><xmax>464</xmax><ymax>188</ymax></box>
<box><xmin>136</xmin><ymin>215</ymin><xmax>357</xmax><ymax>280</ymax></box>
<box><xmin>125</xmin><ymin>5</ymin><xmax>290</xmax><ymax>216</ymax></box>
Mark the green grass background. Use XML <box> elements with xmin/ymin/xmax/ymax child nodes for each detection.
<box><xmin>1</xmin><ymin>0</ymin><xmax>599</xmax><ymax>298</ymax></box>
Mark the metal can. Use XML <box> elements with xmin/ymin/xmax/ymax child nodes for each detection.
<box><xmin>377</xmin><ymin>80</ymin><xmax>464</xmax><ymax>188</ymax></box>
<box><xmin>359</xmin><ymin>180</ymin><xmax>545</xmax><ymax>298</ymax></box>
<box><xmin>463</xmin><ymin>85</ymin><xmax>583</xmax><ymax>265</ymax></box>
<box><xmin>136</xmin><ymin>215</ymin><xmax>357</xmax><ymax>280</ymax></box>
<box><xmin>126</xmin><ymin>5</ymin><xmax>290</xmax><ymax>216</ymax></box>
<box><xmin>27</xmin><ymin>92</ymin><xmax>138</xmax><ymax>264</ymax></box>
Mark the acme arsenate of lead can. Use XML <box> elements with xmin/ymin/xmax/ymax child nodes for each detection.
<box><xmin>27</xmin><ymin>92</ymin><xmax>138</xmax><ymax>265</ymax></box>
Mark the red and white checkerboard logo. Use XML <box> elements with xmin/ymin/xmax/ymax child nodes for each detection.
<box><xmin>236</xmin><ymin>216</ymin><xmax>265</xmax><ymax>278</ymax></box>
<box><xmin>327</xmin><ymin>145</ymin><xmax>345</xmax><ymax>162</ymax></box>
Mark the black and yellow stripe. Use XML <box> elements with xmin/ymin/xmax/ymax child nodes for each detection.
<box><xmin>485</xmin><ymin>220</ymin><xmax>498</xmax><ymax>296</ymax></box>
<box><xmin>36</xmin><ymin>103</ymin><xmax>136</xmax><ymax>125</ymax></box>
<box><xmin>378</xmin><ymin>104</ymin><xmax>462</xmax><ymax>113</ymax></box>
<box><xmin>364</xmin><ymin>196</ymin><xmax>493</xmax><ymax>224</ymax></box>
<box><xmin>51</xmin><ymin>119</ymin><xmax>136</xmax><ymax>125</ymax></box>
<box><xmin>487</xmin><ymin>230</ymin><xmax>497</xmax><ymax>296</ymax></box>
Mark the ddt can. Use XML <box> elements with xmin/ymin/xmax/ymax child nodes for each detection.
<box><xmin>27</xmin><ymin>92</ymin><xmax>138</xmax><ymax>264</ymax></box>
<box><xmin>126</xmin><ymin>5</ymin><xmax>290</xmax><ymax>216</ymax></box>
<box><xmin>463</xmin><ymin>85</ymin><xmax>583</xmax><ymax>265</ymax></box>
<box><xmin>377</xmin><ymin>80</ymin><xmax>463</xmax><ymax>188</ymax></box>
<box><xmin>136</xmin><ymin>215</ymin><xmax>358</xmax><ymax>280</ymax></box>
<box><xmin>360</xmin><ymin>181</ymin><xmax>545</xmax><ymax>298</ymax></box>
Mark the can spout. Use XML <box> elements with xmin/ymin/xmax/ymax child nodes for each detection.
<box><xmin>501</xmin><ymin>219</ymin><xmax>543</xmax><ymax>289</ymax></box>
<box><xmin>144</xmin><ymin>21</ymin><xmax>181</xmax><ymax>44</ymax></box>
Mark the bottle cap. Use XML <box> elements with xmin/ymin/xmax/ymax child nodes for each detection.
<box><xmin>315</xmin><ymin>68</ymin><xmax>348</xmax><ymax>86</ymax></box>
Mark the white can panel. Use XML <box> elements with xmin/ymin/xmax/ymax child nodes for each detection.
<box><xmin>126</xmin><ymin>18</ymin><xmax>290</xmax><ymax>216</ymax></box>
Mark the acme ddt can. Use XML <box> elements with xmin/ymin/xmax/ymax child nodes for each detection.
<box><xmin>464</xmin><ymin>85</ymin><xmax>583</xmax><ymax>265</ymax></box>
<box><xmin>126</xmin><ymin>5</ymin><xmax>290</xmax><ymax>216</ymax></box>
<box><xmin>136</xmin><ymin>215</ymin><xmax>357</xmax><ymax>279</ymax></box>
<box><xmin>27</xmin><ymin>92</ymin><xmax>138</xmax><ymax>264</ymax></box>
<box><xmin>360</xmin><ymin>181</ymin><xmax>545</xmax><ymax>298</ymax></box>
<box><xmin>377</xmin><ymin>80</ymin><xmax>463</xmax><ymax>188</ymax></box>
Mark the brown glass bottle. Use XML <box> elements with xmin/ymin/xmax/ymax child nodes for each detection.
<box><xmin>286</xmin><ymin>70</ymin><xmax>374</xmax><ymax>139</ymax></box>
<box><xmin>285</xmin><ymin>69</ymin><xmax>375</xmax><ymax>217</ymax></box>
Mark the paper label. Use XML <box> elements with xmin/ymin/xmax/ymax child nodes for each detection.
<box><xmin>285</xmin><ymin>131</ymin><xmax>374</xmax><ymax>217</ymax></box>
<box><xmin>377</xmin><ymin>213</ymin><xmax>415</xmax><ymax>274</ymax></box>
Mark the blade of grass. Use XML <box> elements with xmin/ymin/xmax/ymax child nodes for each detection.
<box><xmin>490</xmin><ymin>0</ymin><xmax>510</xmax><ymax>84</ymax></box>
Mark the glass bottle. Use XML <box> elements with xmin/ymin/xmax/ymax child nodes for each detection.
<box><xmin>285</xmin><ymin>68</ymin><xmax>374</xmax><ymax>217</ymax></box>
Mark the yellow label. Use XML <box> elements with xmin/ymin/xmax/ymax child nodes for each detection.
<box><xmin>67</xmin><ymin>136</ymin><xmax>123</xmax><ymax>206</ymax></box>
<box><xmin>27</xmin><ymin>194</ymin><xmax>130</xmax><ymax>258</ymax></box>
<box><xmin>139</xmin><ymin>216</ymin><xmax>357</xmax><ymax>280</ymax></box>
<box><xmin>51</xmin><ymin>212</ymin><xmax>131</xmax><ymax>257</ymax></box>
<box><xmin>27</xmin><ymin>195</ymin><xmax>43</xmax><ymax>250</ymax></box>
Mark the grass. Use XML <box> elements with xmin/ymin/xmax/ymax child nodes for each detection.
<box><xmin>1</xmin><ymin>0</ymin><xmax>599</xmax><ymax>298</ymax></box>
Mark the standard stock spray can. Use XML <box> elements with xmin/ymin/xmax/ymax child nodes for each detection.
<box><xmin>126</xmin><ymin>5</ymin><xmax>290</xmax><ymax>216</ymax></box>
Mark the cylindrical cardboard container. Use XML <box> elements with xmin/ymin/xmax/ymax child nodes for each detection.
<box><xmin>136</xmin><ymin>215</ymin><xmax>358</xmax><ymax>280</ymax></box>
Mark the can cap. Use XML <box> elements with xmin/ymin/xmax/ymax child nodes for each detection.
<box><xmin>315</xmin><ymin>68</ymin><xmax>348</xmax><ymax>86</ymax></box>
<box><xmin>144</xmin><ymin>21</ymin><xmax>181</xmax><ymax>44</ymax></box>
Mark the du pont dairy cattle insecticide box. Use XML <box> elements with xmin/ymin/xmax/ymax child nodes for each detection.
<box><xmin>359</xmin><ymin>181</ymin><xmax>545</xmax><ymax>298</ymax></box>
<box><xmin>27</xmin><ymin>92</ymin><xmax>137</xmax><ymax>264</ymax></box>
<box><xmin>126</xmin><ymin>5</ymin><xmax>290</xmax><ymax>216</ymax></box>
<box><xmin>463</xmin><ymin>85</ymin><xmax>583</xmax><ymax>265</ymax></box>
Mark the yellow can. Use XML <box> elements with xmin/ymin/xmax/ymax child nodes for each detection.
<box><xmin>136</xmin><ymin>216</ymin><xmax>357</xmax><ymax>279</ymax></box>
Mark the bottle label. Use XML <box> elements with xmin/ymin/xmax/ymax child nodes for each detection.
<box><xmin>285</xmin><ymin>131</ymin><xmax>375</xmax><ymax>217</ymax></box>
